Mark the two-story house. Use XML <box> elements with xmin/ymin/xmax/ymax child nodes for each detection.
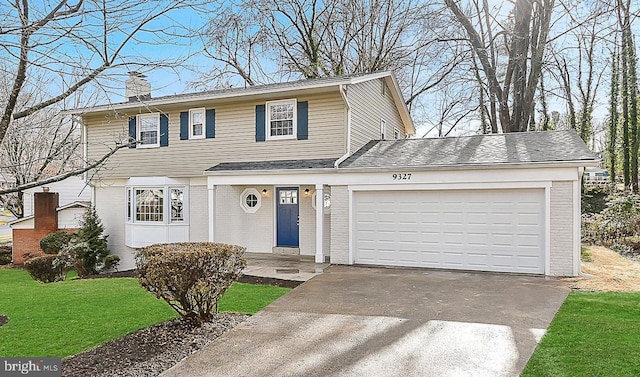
<box><xmin>74</xmin><ymin>71</ymin><xmax>597</xmax><ymax>276</ymax></box>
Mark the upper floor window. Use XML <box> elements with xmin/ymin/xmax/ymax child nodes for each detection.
<box><xmin>138</xmin><ymin>113</ymin><xmax>160</xmax><ymax>148</ymax></box>
<box><xmin>266</xmin><ymin>99</ymin><xmax>297</xmax><ymax>140</ymax></box>
<box><xmin>380</xmin><ymin>120</ymin><xmax>387</xmax><ymax>140</ymax></box>
<box><xmin>394</xmin><ymin>128</ymin><xmax>400</xmax><ymax>140</ymax></box>
<box><xmin>189</xmin><ymin>108</ymin><xmax>205</xmax><ymax>139</ymax></box>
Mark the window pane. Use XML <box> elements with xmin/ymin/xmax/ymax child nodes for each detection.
<box><xmin>171</xmin><ymin>188</ymin><xmax>184</xmax><ymax>222</ymax></box>
<box><xmin>135</xmin><ymin>188</ymin><xmax>163</xmax><ymax>222</ymax></box>
<box><xmin>269</xmin><ymin>102</ymin><xmax>294</xmax><ymax>137</ymax></box>
<box><xmin>279</xmin><ymin>190</ymin><xmax>298</xmax><ymax>204</ymax></box>
<box><xmin>140</xmin><ymin>116</ymin><xmax>158</xmax><ymax>145</ymax></box>
<box><xmin>126</xmin><ymin>188</ymin><xmax>132</xmax><ymax>221</ymax></box>
<box><xmin>191</xmin><ymin>110</ymin><xmax>204</xmax><ymax>136</ymax></box>
<box><xmin>245</xmin><ymin>194</ymin><xmax>258</xmax><ymax>208</ymax></box>
<box><xmin>191</xmin><ymin>111</ymin><xmax>203</xmax><ymax>125</ymax></box>
<box><xmin>192</xmin><ymin>123</ymin><xmax>203</xmax><ymax>136</ymax></box>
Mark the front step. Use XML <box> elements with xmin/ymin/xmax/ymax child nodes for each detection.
<box><xmin>272</xmin><ymin>246</ymin><xmax>300</xmax><ymax>255</ymax></box>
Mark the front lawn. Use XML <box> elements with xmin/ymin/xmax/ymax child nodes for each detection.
<box><xmin>0</xmin><ymin>269</ymin><xmax>290</xmax><ymax>358</ymax></box>
<box><xmin>523</xmin><ymin>292</ymin><xmax>640</xmax><ymax>376</ymax></box>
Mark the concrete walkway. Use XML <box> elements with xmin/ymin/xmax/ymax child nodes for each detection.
<box><xmin>162</xmin><ymin>266</ymin><xmax>568</xmax><ymax>377</ymax></box>
<box><xmin>243</xmin><ymin>253</ymin><xmax>329</xmax><ymax>281</ymax></box>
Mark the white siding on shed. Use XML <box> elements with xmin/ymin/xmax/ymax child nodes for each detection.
<box><xmin>23</xmin><ymin>177</ymin><xmax>91</xmax><ymax>216</ymax></box>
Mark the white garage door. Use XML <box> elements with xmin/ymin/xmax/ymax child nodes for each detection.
<box><xmin>354</xmin><ymin>189</ymin><xmax>545</xmax><ymax>274</ymax></box>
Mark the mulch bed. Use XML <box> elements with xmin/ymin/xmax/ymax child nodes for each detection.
<box><xmin>85</xmin><ymin>269</ymin><xmax>303</xmax><ymax>289</ymax></box>
<box><xmin>62</xmin><ymin>313</ymin><xmax>249</xmax><ymax>377</ymax></box>
<box><xmin>60</xmin><ymin>270</ymin><xmax>301</xmax><ymax>375</ymax></box>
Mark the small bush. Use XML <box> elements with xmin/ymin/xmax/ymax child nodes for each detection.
<box><xmin>136</xmin><ymin>242</ymin><xmax>246</xmax><ymax>323</ymax></box>
<box><xmin>24</xmin><ymin>255</ymin><xmax>66</xmax><ymax>283</ymax></box>
<box><xmin>582</xmin><ymin>185</ymin><xmax>610</xmax><ymax>214</ymax></box>
<box><xmin>581</xmin><ymin>247</ymin><xmax>592</xmax><ymax>262</ymax></box>
<box><xmin>40</xmin><ymin>231</ymin><xmax>74</xmax><ymax>255</ymax></box>
<box><xmin>581</xmin><ymin>192</ymin><xmax>640</xmax><ymax>245</ymax></box>
<box><xmin>0</xmin><ymin>246</ymin><xmax>11</xmax><ymax>265</ymax></box>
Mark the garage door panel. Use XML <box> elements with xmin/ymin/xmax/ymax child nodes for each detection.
<box><xmin>354</xmin><ymin>189</ymin><xmax>545</xmax><ymax>274</ymax></box>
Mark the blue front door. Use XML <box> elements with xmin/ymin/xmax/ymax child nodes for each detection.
<box><xmin>276</xmin><ymin>187</ymin><xmax>299</xmax><ymax>247</ymax></box>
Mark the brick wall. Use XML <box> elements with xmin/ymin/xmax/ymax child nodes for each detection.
<box><xmin>330</xmin><ymin>186</ymin><xmax>349</xmax><ymax>264</ymax></box>
<box><xmin>12</xmin><ymin>228</ymin><xmax>77</xmax><ymax>265</ymax></box>
<box><xmin>189</xmin><ymin>184</ymin><xmax>209</xmax><ymax>242</ymax></box>
<box><xmin>215</xmin><ymin>185</ymin><xmax>274</xmax><ymax>253</ymax></box>
<box><xmin>550</xmin><ymin>181</ymin><xmax>574</xmax><ymax>276</ymax></box>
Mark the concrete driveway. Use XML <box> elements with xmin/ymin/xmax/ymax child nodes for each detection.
<box><xmin>162</xmin><ymin>265</ymin><xmax>568</xmax><ymax>377</ymax></box>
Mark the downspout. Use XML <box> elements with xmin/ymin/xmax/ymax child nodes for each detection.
<box><xmin>334</xmin><ymin>84</ymin><xmax>352</xmax><ymax>168</ymax></box>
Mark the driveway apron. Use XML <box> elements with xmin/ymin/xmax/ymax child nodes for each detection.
<box><xmin>161</xmin><ymin>265</ymin><xmax>568</xmax><ymax>377</ymax></box>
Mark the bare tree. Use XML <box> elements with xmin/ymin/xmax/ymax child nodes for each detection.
<box><xmin>0</xmin><ymin>0</ymin><xmax>206</xmax><ymax>199</ymax></box>
<box><xmin>198</xmin><ymin>0</ymin><xmax>452</xmax><ymax>112</ymax></box>
<box><xmin>444</xmin><ymin>0</ymin><xmax>555</xmax><ymax>132</ymax></box>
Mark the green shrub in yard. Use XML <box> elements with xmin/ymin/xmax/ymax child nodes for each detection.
<box><xmin>582</xmin><ymin>185</ymin><xmax>610</xmax><ymax>214</ymax></box>
<box><xmin>24</xmin><ymin>255</ymin><xmax>66</xmax><ymax>283</ymax></box>
<box><xmin>0</xmin><ymin>246</ymin><xmax>11</xmax><ymax>265</ymax></box>
<box><xmin>581</xmin><ymin>192</ymin><xmax>640</xmax><ymax>244</ymax></box>
<box><xmin>136</xmin><ymin>242</ymin><xmax>247</xmax><ymax>323</ymax></box>
<box><xmin>72</xmin><ymin>207</ymin><xmax>115</xmax><ymax>277</ymax></box>
<box><xmin>40</xmin><ymin>231</ymin><xmax>74</xmax><ymax>255</ymax></box>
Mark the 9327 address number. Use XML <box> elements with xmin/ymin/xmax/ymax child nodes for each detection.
<box><xmin>392</xmin><ymin>173</ymin><xmax>411</xmax><ymax>181</ymax></box>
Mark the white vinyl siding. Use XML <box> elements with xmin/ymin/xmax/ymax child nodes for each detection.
<box><xmin>84</xmin><ymin>92</ymin><xmax>346</xmax><ymax>178</ymax></box>
<box><xmin>349</xmin><ymin>78</ymin><xmax>405</xmax><ymax>153</ymax></box>
<box><xmin>354</xmin><ymin>189</ymin><xmax>545</xmax><ymax>274</ymax></box>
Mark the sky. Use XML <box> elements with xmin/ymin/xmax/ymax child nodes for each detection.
<box><xmin>11</xmin><ymin>0</ymin><xmax>636</xmax><ymax>140</ymax></box>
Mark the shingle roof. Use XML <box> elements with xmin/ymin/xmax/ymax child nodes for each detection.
<box><xmin>339</xmin><ymin>130</ymin><xmax>597</xmax><ymax>169</ymax></box>
<box><xmin>72</xmin><ymin>72</ymin><xmax>386</xmax><ymax>113</ymax></box>
<box><xmin>207</xmin><ymin>158</ymin><xmax>337</xmax><ymax>172</ymax></box>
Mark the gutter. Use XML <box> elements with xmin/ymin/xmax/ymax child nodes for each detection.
<box><xmin>334</xmin><ymin>84</ymin><xmax>352</xmax><ymax>168</ymax></box>
<box><xmin>203</xmin><ymin>159</ymin><xmax>601</xmax><ymax>176</ymax></box>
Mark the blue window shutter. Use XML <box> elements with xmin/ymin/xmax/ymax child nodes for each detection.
<box><xmin>180</xmin><ymin>111</ymin><xmax>188</xmax><ymax>140</ymax></box>
<box><xmin>128</xmin><ymin>117</ymin><xmax>136</xmax><ymax>149</ymax></box>
<box><xmin>297</xmin><ymin>101</ymin><xmax>308</xmax><ymax>140</ymax></box>
<box><xmin>206</xmin><ymin>109</ymin><xmax>215</xmax><ymax>138</ymax></box>
<box><xmin>160</xmin><ymin>114</ymin><xmax>169</xmax><ymax>147</ymax></box>
<box><xmin>256</xmin><ymin>105</ymin><xmax>266</xmax><ymax>142</ymax></box>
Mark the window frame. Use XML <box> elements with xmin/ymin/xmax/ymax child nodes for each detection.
<box><xmin>126</xmin><ymin>185</ymin><xmax>187</xmax><ymax>224</ymax></box>
<box><xmin>240</xmin><ymin>188</ymin><xmax>262</xmax><ymax>213</ymax></box>
<box><xmin>265</xmin><ymin>99</ymin><xmax>297</xmax><ymax>141</ymax></box>
<box><xmin>380</xmin><ymin>119</ymin><xmax>387</xmax><ymax>140</ymax></box>
<box><xmin>137</xmin><ymin>113</ymin><xmax>160</xmax><ymax>148</ymax></box>
<box><xmin>189</xmin><ymin>108</ymin><xmax>206</xmax><ymax>140</ymax></box>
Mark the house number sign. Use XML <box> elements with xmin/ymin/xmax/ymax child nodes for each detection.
<box><xmin>392</xmin><ymin>173</ymin><xmax>411</xmax><ymax>180</ymax></box>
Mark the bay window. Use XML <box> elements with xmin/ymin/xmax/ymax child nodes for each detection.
<box><xmin>126</xmin><ymin>186</ymin><xmax>186</xmax><ymax>224</ymax></box>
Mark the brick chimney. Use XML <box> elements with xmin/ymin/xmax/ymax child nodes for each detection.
<box><xmin>125</xmin><ymin>71</ymin><xmax>151</xmax><ymax>102</ymax></box>
<box><xmin>34</xmin><ymin>192</ymin><xmax>59</xmax><ymax>231</ymax></box>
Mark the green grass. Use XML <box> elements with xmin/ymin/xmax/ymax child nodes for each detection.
<box><xmin>219</xmin><ymin>282</ymin><xmax>290</xmax><ymax>314</ymax></box>
<box><xmin>0</xmin><ymin>269</ymin><xmax>290</xmax><ymax>357</ymax></box>
<box><xmin>523</xmin><ymin>292</ymin><xmax>640</xmax><ymax>377</ymax></box>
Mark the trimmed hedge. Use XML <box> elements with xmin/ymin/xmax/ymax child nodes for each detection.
<box><xmin>24</xmin><ymin>255</ymin><xmax>66</xmax><ymax>283</ymax></box>
<box><xmin>40</xmin><ymin>231</ymin><xmax>74</xmax><ymax>255</ymax></box>
<box><xmin>136</xmin><ymin>242</ymin><xmax>246</xmax><ymax>323</ymax></box>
